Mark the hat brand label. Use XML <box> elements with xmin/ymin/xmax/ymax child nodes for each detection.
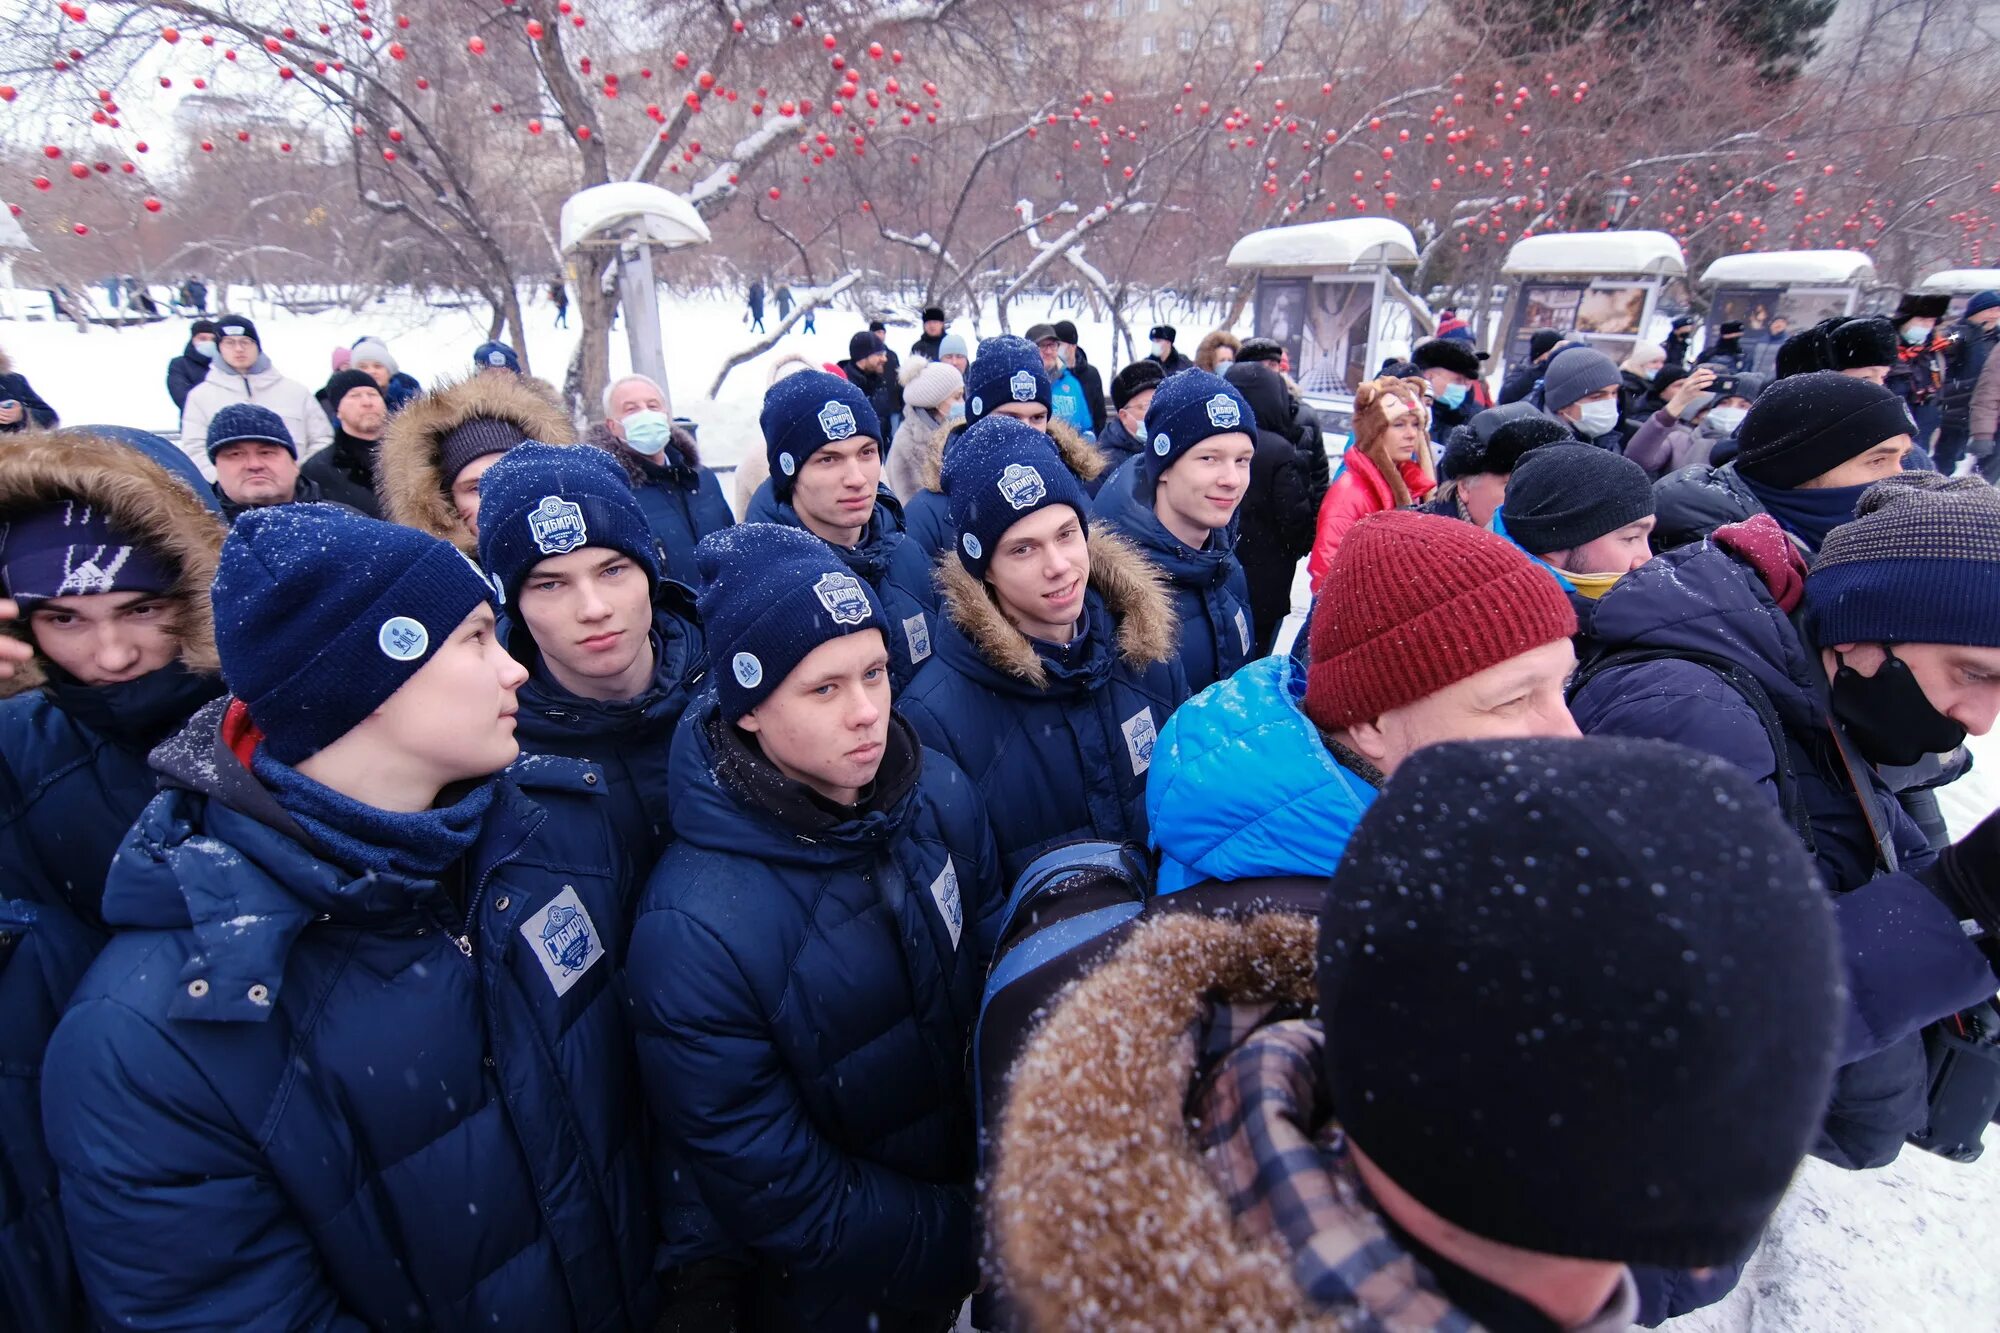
<box><xmin>1205</xmin><ymin>393</ymin><xmax>1242</xmax><ymax>429</ymax></box>
<box><xmin>997</xmin><ymin>463</ymin><xmax>1048</xmax><ymax>510</ymax></box>
<box><xmin>378</xmin><ymin>616</ymin><xmax>430</xmax><ymax>662</ymax></box>
<box><xmin>818</xmin><ymin>400</ymin><xmax>858</xmax><ymax>441</ymax></box>
<box><xmin>813</xmin><ymin>570</ymin><xmax>873</xmax><ymax>626</ymax></box>
<box><xmin>1009</xmin><ymin>370</ymin><xmax>1039</xmax><ymax>401</ymax></box>
<box><xmin>528</xmin><ymin>495</ymin><xmax>588</xmax><ymax>555</ymax></box>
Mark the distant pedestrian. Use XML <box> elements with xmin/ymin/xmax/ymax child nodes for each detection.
<box><xmin>549</xmin><ymin>279</ymin><xmax>570</xmax><ymax>328</ymax></box>
<box><xmin>747</xmin><ymin>279</ymin><xmax>767</xmax><ymax>333</ymax></box>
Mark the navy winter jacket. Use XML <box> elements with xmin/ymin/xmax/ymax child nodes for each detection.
<box><xmin>629</xmin><ymin>703</ymin><xmax>1000</xmax><ymax>1330</ymax></box>
<box><xmin>1090</xmin><ymin>416</ymin><xmax>1145</xmax><ymax>493</ymax></box>
<box><xmin>898</xmin><ymin>533</ymin><xmax>1190</xmax><ymax>881</ymax></box>
<box><xmin>0</xmin><ymin>898</ymin><xmax>98</xmax><ymax>1331</ymax></box>
<box><xmin>42</xmin><ymin>699</ymin><xmax>658</xmax><ymax>1331</ymax></box>
<box><xmin>625</xmin><ymin>439</ymin><xmax>735</xmax><ymax>589</ymax></box>
<box><xmin>1093</xmin><ymin>457</ymin><xmax>1255</xmax><ymax>693</ymax></box>
<box><xmin>165</xmin><ymin>341</ymin><xmax>211</xmax><ymax>413</ymax></box>
<box><xmin>508</xmin><ymin>584</ymin><xmax>707</xmax><ymax>871</ymax></box>
<box><xmin>1568</xmin><ymin>538</ymin><xmax>1998</xmax><ymax>1169</ymax></box>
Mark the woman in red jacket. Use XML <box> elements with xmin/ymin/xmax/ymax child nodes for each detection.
<box><xmin>1307</xmin><ymin>376</ymin><xmax>1436</xmax><ymax>591</ymax></box>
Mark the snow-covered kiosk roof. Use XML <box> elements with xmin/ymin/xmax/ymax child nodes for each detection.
<box><xmin>0</xmin><ymin>204</ymin><xmax>36</xmax><ymax>252</ymax></box>
<box><xmin>1501</xmin><ymin>230</ymin><xmax>1685</xmax><ymax>278</ymax></box>
<box><xmin>1699</xmin><ymin>250</ymin><xmax>1877</xmax><ymax>287</ymax></box>
<box><xmin>1915</xmin><ymin>269</ymin><xmax>2000</xmax><ymax>294</ymax></box>
<box><xmin>1226</xmin><ymin>219</ymin><xmax>1419</xmax><ymax>272</ymax></box>
<box><xmin>560</xmin><ymin>182</ymin><xmax>710</xmax><ymax>254</ymax></box>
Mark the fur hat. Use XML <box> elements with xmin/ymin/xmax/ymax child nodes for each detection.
<box><xmin>1892</xmin><ymin>293</ymin><xmax>1951</xmax><ymax>324</ymax></box>
<box><xmin>1111</xmin><ymin>360</ymin><xmax>1166</xmax><ymax>410</ymax></box>
<box><xmin>1235</xmin><ymin>337</ymin><xmax>1285</xmax><ymax>365</ymax></box>
<box><xmin>1438</xmin><ymin>409</ymin><xmax>1569</xmax><ymax>481</ymax></box>
<box><xmin>1347</xmin><ymin>377</ymin><xmax>1434</xmax><ymax>506</ymax></box>
<box><xmin>1411</xmin><ymin>337</ymin><xmax>1483</xmax><ymax>380</ymax></box>
<box><xmin>1149</xmin><ymin>325</ymin><xmax>1177</xmax><ymax>344</ymax></box>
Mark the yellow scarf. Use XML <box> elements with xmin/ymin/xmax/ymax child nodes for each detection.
<box><xmin>1562</xmin><ymin>568</ymin><xmax>1624</xmax><ymax>600</ymax></box>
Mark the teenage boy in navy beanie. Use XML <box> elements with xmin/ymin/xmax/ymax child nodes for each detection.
<box><xmin>1092</xmin><ymin>368</ymin><xmax>1257</xmax><ymax>691</ymax></box>
<box><xmin>478</xmin><ymin>441</ymin><xmax>706</xmax><ymax>866</ymax></box>
<box><xmin>1494</xmin><ymin>443</ymin><xmax>1657</xmax><ymax>608</ymax></box>
<box><xmin>41</xmin><ymin>504</ymin><xmax>658</xmax><ymax>1332</ymax></box>
<box><xmin>898</xmin><ymin>416</ymin><xmax>1188</xmax><ymax>878</ymax></box>
<box><xmin>1572</xmin><ymin>472</ymin><xmax>2000</xmax><ymax>1175</ymax></box>
<box><xmin>205</xmin><ymin>402</ymin><xmax>320</xmax><ymax>519</ymax></box>
<box><xmin>627</xmin><ymin>522</ymin><xmax>999</xmax><ymax>1331</ymax></box>
<box><xmin>756</xmin><ymin>368</ymin><xmax>937</xmax><ymax>686</ymax></box>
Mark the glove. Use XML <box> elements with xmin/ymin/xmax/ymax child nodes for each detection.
<box><xmin>1926</xmin><ymin>807</ymin><xmax>2000</xmax><ymax>939</ymax></box>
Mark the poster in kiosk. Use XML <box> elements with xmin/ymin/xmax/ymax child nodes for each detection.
<box><xmin>1495</xmin><ymin>230</ymin><xmax>1686</xmax><ymax>370</ymax></box>
<box><xmin>1698</xmin><ymin>249</ymin><xmax>1879</xmax><ymax>376</ymax></box>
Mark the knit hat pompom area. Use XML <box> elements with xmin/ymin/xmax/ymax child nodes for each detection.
<box><xmin>1732</xmin><ymin>372</ymin><xmax>1913</xmax><ymax>490</ymax></box>
<box><xmin>1803</xmin><ymin>472</ymin><xmax>2000</xmax><ymax>650</ymax></box>
<box><xmin>695</xmin><ymin>523</ymin><xmax>887</xmax><ymax>722</ymax></box>
<box><xmin>1138</xmin><ymin>368</ymin><xmax>1256</xmax><ymax>482</ymax></box>
<box><xmin>941</xmin><ymin>415</ymin><xmax>1090</xmax><ymax>579</ymax></box>
<box><xmin>964</xmin><ymin>335</ymin><xmax>1052</xmax><ymax>426</ymax></box>
<box><xmin>1321</xmin><ymin>736</ymin><xmax>1842</xmax><ymax>1269</ymax></box>
<box><xmin>1306</xmin><ymin>510</ymin><xmax>1575</xmax><ymax>730</ymax></box>
<box><xmin>759</xmin><ymin>368</ymin><xmax>882</xmax><ymax>497</ymax></box>
<box><xmin>213</xmin><ymin>504</ymin><xmax>497</xmax><ymax>764</ymax></box>
<box><xmin>475</xmin><ymin>441</ymin><xmax>663</xmax><ymax>607</ymax></box>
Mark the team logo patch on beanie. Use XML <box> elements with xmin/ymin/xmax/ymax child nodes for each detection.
<box><xmin>779</xmin><ymin>452</ymin><xmax>796</xmax><ymax>476</ymax></box>
<box><xmin>962</xmin><ymin>532</ymin><xmax>983</xmax><ymax>559</ymax></box>
<box><xmin>1205</xmin><ymin>393</ymin><xmax>1243</xmax><ymax>429</ymax></box>
<box><xmin>969</xmin><ymin>396</ymin><xmax>983</xmax><ymax>417</ymax></box>
<box><xmin>998</xmin><ymin>463</ymin><xmax>1048</xmax><ymax>510</ymax></box>
<box><xmin>378</xmin><ymin>616</ymin><xmax>429</xmax><ymax>661</ymax></box>
<box><xmin>1153</xmin><ymin>433</ymin><xmax>1171</xmax><ymax>456</ymax></box>
<box><xmin>732</xmin><ymin>651</ymin><xmax>763</xmax><ymax>688</ymax></box>
<box><xmin>1010</xmin><ymin>370</ymin><xmax>1039</xmax><ymax>401</ymax></box>
<box><xmin>486</xmin><ymin>350</ymin><xmax>507</xmax><ymax>366</ymax></box>
<box><xmin>818</xmin><ymin>400</ymin><xmax>858</xmax><ymax>441</ymax></box>
<box><xmin>814</xmin><ymin>570</ymin><xmax>873</xmax><ymax>626</ymax></box>
<box><xmin>528</xmin><ymin>495</ymin><xmax>588</xmax><ymax>555</ymax></box>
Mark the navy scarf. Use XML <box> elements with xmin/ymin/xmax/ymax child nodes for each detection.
<box><xmin>251</xmin><ymin>747</ymin><xmax>495</xmax><ymax>882</ymax></box>
<box><xmin>1739</xmin><ymin>475</ymin><xmax>1869</xmax><ymax>556</ymax></box>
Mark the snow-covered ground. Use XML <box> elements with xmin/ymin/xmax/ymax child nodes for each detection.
<box><xmin>5</xmin><ymin>289</ymin><xmax>1998</xmax><ymax>1331</ymax></box>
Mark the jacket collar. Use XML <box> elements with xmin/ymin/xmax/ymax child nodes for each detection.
<box><xmin>1094</xmin><ymin>454</ymin><xmax>1240</xmax><ymax>584</ymax></box>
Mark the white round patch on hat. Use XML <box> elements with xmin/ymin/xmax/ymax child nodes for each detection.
<box><xmin>378</xmin><ymin>616</ymin><xmax>429</xmax><ymax>661</ymax></box>
<box><xmin>779</xmin><ymin>452</ymin><xmax>796</xmax><ymax>476</ymax></box>
<box><xmin>962</xmin><ymin>532</ymin><xmax>983</xmax><ymax>559</ymax></box>
<box><xmin>969</xmin><ymin>395</ymin><xmax>983</xmax><ymax>417</ymax></box>
<box><xmin>1153</xmin><ymin>433</ymin><xmax>1171</xmax><ymax>456</ymax></box>
<box><xmin>732</xmin><ymin>651</ymin><xmax>763</xmax><ymax>688</ymax></box>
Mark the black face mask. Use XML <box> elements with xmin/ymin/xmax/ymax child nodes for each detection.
<box><xmin>1829</xmin><ymin>648</ymin><xmax>1967</xmax><ymax>768</ymax></box>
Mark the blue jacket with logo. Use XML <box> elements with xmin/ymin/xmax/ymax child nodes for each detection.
<box><xmin>628</xmin><ymin>701</ymin><xmax>1000</xmax><ymax>1331</ymax></box>
<box><xmin>898</xmin><ymin>533</ymin><xmax>1190</xmax><ymax>881</ymax></box>
<box><xmin>1094</xmin><ymin>456</ymin><xmax>1256</xmax><ymax>693</ymax></box>
<box><xmin>40</xmin><ymin>699</ymin><xmax>657</xmax><ymax>1332</ymax></box>
<box><xmin>1147</xmin><ymin>653</ymin><xmax>1378</xmax><ymax>893</ymax></box>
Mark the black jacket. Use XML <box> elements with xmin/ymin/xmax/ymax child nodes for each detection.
<box><xmin>1497</xmin><ymin>361</ymin><xmax>1543</xmax><ymax>406</ymax></box>
<box><xmin>211</xmin><ymin>472</ymin><xmax>330</xmax><ymax>523</ymax></box>
<box><xmin>165</xmin><ymin>341</ymin><xmax>211</xmax><ymax>413</ymax></box>
<box><xmin>911</xmin><ymin>332</ymin><xmax>944</xmax><ymax>361</ymax></box>
<box><xmin>297</xmin><ymin>428</ymin><xmax>383</xmax><ymax>518</ymax></box>
<box><xmin>1149</xmin><ymin>349</ymin><xmax>1194</xmax><ymax>377</ymax></box>
<box><xmin>1223</xmin><ymin>362</ymin><xmax>1318</xmax><ymax>651</ymax></box>
<box><xmin>839</xmin><ymin>358</ymin><xmax>903</xmax><ymax>431</ymax></box>
<box><xmin>0</xmin><ymin>356</ymin><xmax>57</xmax><ymax>433</ymax></box>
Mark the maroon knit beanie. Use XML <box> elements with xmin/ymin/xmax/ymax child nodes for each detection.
<box><xmin>1306</xmin><ymin>511</ymin><xmax>1577</xmax><ymax>730</ymax></box>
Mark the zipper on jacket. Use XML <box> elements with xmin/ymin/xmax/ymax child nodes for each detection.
<box><xmin>455</xmin><ymin>804</ymin><xmax>547</xmax><ymax>955</ymax></box>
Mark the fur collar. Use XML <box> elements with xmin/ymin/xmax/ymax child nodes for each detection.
<box><xmin>377</xmin><ymin>373</ymin><xmax>575</xmax><ymax>556</ymax></box>
<box><xmin>992</xmin><ymin>912</ymin><xmax>1328</xmax><ymax>1331</ymax></box>
<box><xmin>0</xmin><ymin>430</ymin><xmax>226</xmax><ymax>696</ymax></box>
<box><xmin>933</xmin><ymin>529</ymin><xmax>1177</xmax><ymax>687</ymax></box>
<box><xmin>915</xmin><ymin>418</ymin><xmax>1108</xmax><ymax>495</ymax></box>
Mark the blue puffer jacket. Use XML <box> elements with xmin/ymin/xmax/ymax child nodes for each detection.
<box><xmin>898</xmin><ymin>533</ymin><xmax>1190</xmax><ymax>881</ymax></box>
<box><xmin>509</xmin><ymin>583</ymin><xmax>706</xmax><ymax>871</ymax></box>
<box><xmin>1569</xmin><ymin>537</ymin><xmax>1998</xmax><ymax>1169</ymax></box>
<box><xmin>0</xmin><ymin>898</ymin><xmax>98</xmax><ymax>1331</ymax></box>
<box><xmin>630</xmin><ymin>702</ymin><xmax>1000</xmax><ymax>1331</ymax></box>
<box><xmin>1094</xmin><ymin>456</ymin><xmax>1255</xmax><ymax>692</ymax></box>
<box><xmin>42</xmin><ymin>699</ymin><xmax>657</xmax><ymax>1331</ymax></box>
<box><xmin>623</xmin><ymin>434</ymin><xmax>735</xmax><ymax>589</ymax></box>
<box><xmin>1147</xmin><ymin>653</ymin><xmax>1378</xmax><ymax>893</ymax></box>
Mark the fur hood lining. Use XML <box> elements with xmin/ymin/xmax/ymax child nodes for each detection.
<box><xmin>378</xmin><ymin>373</ymin><xmax>576</xmax><ymax>555</ymax></box>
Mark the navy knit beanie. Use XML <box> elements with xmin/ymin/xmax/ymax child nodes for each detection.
<box><xmin>213</xmin><ymin>504</ymin><xmax>497</xmax><ymax>763</ymax></box>
<box><xmin>1499</xmin><ymin>443</ymin><xmax>1655</xmax><ymax>554</ymax></box>
<box><xmin>475</xmin><ymin>442</ymin><xmax>663</xmax><ymax>606</ymax></box>
<box><xmin>696</xmin><ymin>524</ymin><xmax>887</xmax><ymax>722</ymax></box>
<box><xmin>1803</xmin><ymin>473</ymin><xmax>2000</xmax><ymax>649</ymax></box>
<box><xmin>760</xmin><ymin>369</ymin><xmax>882</xmax><ymax>499</ymax></box>
<box><xmin>964</xmin><ymin>335</ymin><xmax>1052</xmax><ymax>426</ymax></box>
<box><xmin>1734</xmin><ymin>372</ymin><xmax>1914</xmax><ymax>490</ymax></box>
<box><xmin>473</xmin><ymin>341</ymin><xmax>522</xmax><ymax>374</ymax></box>
<box><xmin>1966</xmin><ymin>290</ymin><xmax>2000</xmax><ymax>319</ymax></box>
<box><xmin>206</xmin><ymin>403</ymin><xmax>296</xmax><ymax>461</ymax></box>
<box><xmin>213</xmin><ymin>314</ymin><xmax>260</xmax><ymax>347</ymax></box>
<box><xmin>0</xmin><ymin>503</ymin><xmax>176</xmax><ymax>606</ymax></box>
<box><xmin>1138</xmin><ymin>368</ymin><xmax>1256</xmax><ymax>484</ymax></box>
<box><xmin>1321</xmin><ymin>736</ymin><xmax>1842</xmax><ymax>1269</ymax></box>
<box><xmin>942</xmin><ymin>415</ymin><xmax>1090</xmax><ymax>578</ymax></box>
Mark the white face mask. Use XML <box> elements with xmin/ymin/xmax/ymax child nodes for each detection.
<box><xmin>1705</xmin><ymin>405</ymin><xmax>1747</xmax><ymax>435</ymax></box>
<box><xmin>1574</xmin><ymin>399</ymin><xmax>1622</xmax><ymax>438</ymax></box>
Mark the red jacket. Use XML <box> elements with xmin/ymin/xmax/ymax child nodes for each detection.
<box><xmin>1306</xmin><ymin>451</ymin><xmax>1436</xmax><ymax>591</ymax></box>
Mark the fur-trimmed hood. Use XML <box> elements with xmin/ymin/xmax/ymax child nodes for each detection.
<box><xmin>378</xmin><ymin>373</ymin><xmax>576</xmax><ymax>555</ymax></box>
<box><xmin>932</xmin><ymin>528</ymin><xmax>1176</xmax><ymax>688</ymax></box>
<box><xmin>915</xmin><ymin>418</ymin><xmax>1108</xmax><ymax>495</ymax></box>
<box><xmin>993</xmin><ymin>912</ymin><xmax>1331</xmax><ymax>1331</ymax></box>
<box><xmin>0</xmin><ymin>429</ymin><xmax>227</xmax><ymax>696</ymax></box>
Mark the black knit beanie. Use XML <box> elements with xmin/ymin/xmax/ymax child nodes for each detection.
<box><xmin>1499</xmin><ymin>442</ymin><xmax>1654</xmax><ymax>553</ymax></box>
<box><xmin>1319</xmin><ymin>737</ymin><xmax>1842</xmax><ymax>1270</ymax></box>
<box><xmin>1734</xmin><ymin>372</ymin><xmax>1914</xmax><ymax>489</ymax></box>
<box><xmin>1439</xmin><ymin>411</ymin><xmax>1569</xmax><ymax>481</ymax></box>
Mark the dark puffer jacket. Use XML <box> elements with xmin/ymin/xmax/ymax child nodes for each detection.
<box><xmin>1649</xmin><ymin>461</ymin><xmax>1762</xmax><ymax>552</ymax></box>
<box><xmin>898</xmin><ymin>532</ymin><xmax>1190</xmax><ymax>881</ymax></box>
<box><xmin>1224</xmin><ymin>361</ymin><xmax>1320</xmax><ymax>651</ymax></box>
<box><xmin>42</xmin><ymin>699</ymin><xmax>657</xmax><ymax>1331</ymax></box>
<box><xmin>508</xmin><ymin>584</ymin><xmax>707</xmax><ymax>871</ymax></box>
<box><xmin>587</xmin><ymin>425</ymin><xmax>734</xmax><ymax>589</ymax></box>
<box><xmin>1568</xmin><ymin>538</ymin><xmax>1998</xmax><ymax>1170</ymax></box>
<box><xmin>1092</xmin><ymin>456</ymin><xmax>1255</xmax><ymax>693</ymax></box>
<box><xmin>164</xmin><ymin>334</ymin><xmax>215</xmax><ymax>413</ymax></box>
<box><xmin>630</xmin><ymin>703</ymin><xmax>1000</xmax><ymax>1331</ymax></box>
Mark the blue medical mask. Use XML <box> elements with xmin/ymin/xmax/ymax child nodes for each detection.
<box><xmin>621</xmin><ymin>408</ymin><xmax>673</xmax><ymax>453</ymax></box>
<box><xmin>946</xmin><ymin>400</ymin><xmax>966</xmax><ymax>422</ymax></box>
<box><xmin>1901</xmin><ymin>323</ymin><xmax>1933</xmax><ymax>345</ymax></box>
<box><xmin>193</xmin><ymin>339</ymin><xmax>217</xmax><ymax>360</ymax></box>
<box><xmin>1438</xmin><ymin>383</ymin><xmax>1469</xmax><ymax>410</ymax></box>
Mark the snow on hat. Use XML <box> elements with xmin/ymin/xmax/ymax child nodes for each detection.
<box><xmin>937</xmin><ymin>332</ymin><xmax>970</xmax><ymax>360</ymax></box>
<box><xmin>0</xmin><ymin>499</ymin><xmax>176</xmax><ymax>607</ymax></box>
<box><xmin>696</xmin><ymin>523</ymin><xmax>886</xmax><ymax>723</ymax></box>
<box><xmin>1499</xmin><ymin>443</ymin><xmax>1655</xmax><ymax>555</ymax></box>
<box><xmin>900</xmin><ymin>358</ymin><xmax>964</xmax><ymax>411</ymax></box>
<box><xmin>1305</xmin><ymin>510</ymin><xmax>1575</xmax><ymax>730</ymax></box>
<box><xmin>1111</xmin><ymin>359</ymin><xmax>1165</xmax><ymax>410</ymax></box>
<box><xmin>760</xmin><ymin>368</ymin><xmax>882</xmax><ymax>498</ymax></box>
<box><xmin>349</xmin><ymin>337</ymin><xmax>397</xmax><ymax>375</ymax></box>
<box><xmin>1438</xmin><ymin>408</ymin><xmax>1568</xmax><ymax>481</ymax></box>
<box><xmin>964</xmin><ymin>335</ymin><xmax>1052</xmax><ymax>426</ymax></box>
<box><xmin>1733</xmin><ymin>372</ymin><xmax>1913</xmax><ymax>490</ymax></box>
<box><xmin>1539</xmin><ymin>346</ymin><xmax>1621</xmax><ymax>411</ymax></box>
<box><xmin>1139</xmin><ymin>368</ymin><xmax>1256</xmax><ymax>483</ymax></box>
<box><xmin>473</xmin><ymin>341</ymin><xmax>522</xmax><ymax>373</ymax></box>
<box><xmin>1803</xmin><ymin>473</ymin><xmax>2000</xmax><ymax>650</ymax></box>
<box><xmin>1321</xmin><ymin>736</ymin><xmax>1842</xmax><ymax>1268</ymax></box>
<box><xmin>475</xmin><ymin>441</ymin><xmax>663</xmax><ymax>607</ymax></box>
<box><xmin>213</xmin><ymin>504</ymin><xmax>495</xmax><ymax>763</ymax></box>
<box><xmin>942</xmin><ymin>415</ymin><xmax>1090</xmax><ymax>579</ymax></box>
<box><xmin>205</xmin><ymin>403</ymin><xmax>297</xmax><ymax>462</ymax></box>
<box><xmin>213</xmin><ymin>314</ymin><xmax>260</xmax><ymax>347</ymax></box>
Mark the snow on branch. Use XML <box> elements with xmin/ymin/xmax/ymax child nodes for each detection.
<box><xmin>707</xmin><ymin>273</ymin><xmax>860</xmax><ymax>396</ymax></box>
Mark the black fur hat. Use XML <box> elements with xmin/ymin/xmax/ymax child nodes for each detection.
<box><xmin>1892</xmin><ymin>293</ymin><xmax>1951</xmax><ymax>324</ymax></box>
<box><xmin>1411</xmin><ymin>337</ymin><xmax>1484</xmax><ymax>380</ymax></box>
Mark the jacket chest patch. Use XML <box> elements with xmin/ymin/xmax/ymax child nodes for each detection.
<box><xmin>1235</xmin><ymin>607</ymin><xmax>1251</xmax><ymax>656</ymax></box>
<box><xmin>903</xmin><ymin>612</ymin><xmax>932</xmax><ymax>664</ymax></box>
<box><xmin>930</xmin><ymin>858</ymin><xmax>963</xmax><ymax>951</ymax></box>
<box><xmin>520</xmin><ymin>886</ymin><xmax>604</xmax><ymax>996</ymax></box>
<box><xmin>1122</xmin><ymin>707</ymin><xmax>1158</xmax><ymax>776</ymax></box>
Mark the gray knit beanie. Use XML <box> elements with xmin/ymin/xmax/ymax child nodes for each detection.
<box><xmin>1541</xmin><ymin>347</ymin><xmax>1622</xmax><ymax>411</ymax></box>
